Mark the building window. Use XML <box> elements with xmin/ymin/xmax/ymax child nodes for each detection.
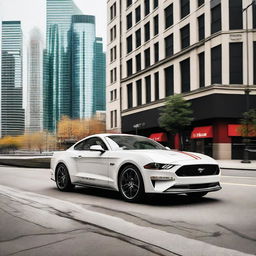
<box><xmin>126</xmin><ymin>35</ymin><xmax>133</xmax><ymax>53</ymax></box>
<box><xmin>144</xmin><ymin>48</ymin><xmax>151</xmax><ymax>68</ymax></box>
<box><xmin>136</xmin><ymin>53</ymin><xmax>141</xmax><ymax>72</ymax></box>
<box><xmin>165</xmin><ymin>4</ymin><xmax>173</xmax><ymax>29</ymax></box>
<box><xmin>165</xmin><ymin>34</ymin><xmax>173</xmax><ymax>57</ymax></box>
<box><xmin>230</xmin><ymin>43</ymin><xmax>243</xmax><ymax>84</ymax></box>
<box><xmin>154</xmin><ymin>0</ymin><xmax>158</xmax><ymax>9</ymax></box>
<box><xmin>127</xmin><ymin>83</ymin><xmax>133</xmax><ymax>109</ymax></box>
<box><xmin>154</xmin><ymin>42</ymin><xmax>159</xmax><ymax>63</ymax></box>
<box><xmin>254</xmin><ymin>42</ymin><xmax>256</xmax><ymax>84</ymax></box>
<box><xmin>110</xmin><ymin>68</ymin><xmax>117</xmax><ymax>83</ymax></box>
<box><xmin>135</xmin><ymin>5</ymin><xmax>141</xmax><ymax>23</ymax></box>
<box><xmin>114</xmin><ymin>110</ymin><xmax>117</xmax><ymax>127</ymax></box>
<box><xmin>127</xmin><ymin>59</ymin><xmax>133</xmax><ymax>76</ymax></box>
<box><xmin>211</xmin><ymin>45</ymin><xmax>222</xmax><ymax>84</ymax></box>
<box><xmin>144</xmin><ymin>0</ymin><xmax>150</xmax><ymax>16</ymax></box>
<box><xmin>154</xmin><ymin>15</ymin><xmax>159</xmax><ymax>36</ymax></box>
<box><xmin>127</xmin><ymin>0</ymin><xmax>132</xmax><ymax>8</ymax></box>
<box><xmin>154</xmin><ymin>72</ymin><xmax>159</xmax><ymax>101</ymax></box>
<box><xmin>211</xmin><ymin>4</ymin><xmax>221</xmax><ymax>34</ymax></box>
<box><xmin>110</xmin><ymin>3</ymin><xmax>116</xmax><ymax>20</ymax></box>
<box><xmin>199</xmin><ymin>52</ymin><xmax>205</xmax><ymax>87</ymax></box>
<box><xmin>145</xmin><ymin>75</ymin><xmax>151</xmax><ymax>103</ymax></box>
<box><xmin>127</xmin><ymin>12</ymin><xmax>132</xmax><ymax>30</ymax></box>
<box><xmin>165</xmin><ymin>65</ymin><xmax>174</xmax><ymax>96</ymax></box>
<box><xmin>110</xmin><ymin>26</ymin><xmax>116</xmax><ymax>41</ymax></box>
<box><xmin>180</xmin><ymin>24</ymin><xmax>190</xmax><ymax>49</ymax></box>
<box><xmin>229</xmin><ymin>0</ymin><xmax>242</xmax><ymax>30</ymax></box>
<box><xmin>180</xmin><ymin>58</ymin><xmax>190</xmax><ymax>93</ymax></box>
<box><xmin>110</xmin><ymin>111</ymin><xmax>113</xmax><ymax>128</ymax></box>
<box><xmin>198</xmin><ymin>14</ymin><xmax>205</xmax><ymax>41</ymax></box>
<box><xmin>110</xmin><ymin>46</ymin><xmax>117</xmax><ymax>62</ymax></box>
<box><xmin>180</xmin><ymin>0</ymin><xmax>190</xmax><ymax>19</ymax></box>
<box><xmin>110</xmin><ymin>89</ymin><xmax>117</xmax><ymax>101</ymax></box>
<box><xmin>254</xmin><ymin>5</ymin><xmax>256</xmax><ymax>28</ymax></box>
<box><xmin>136</xmin><ymin>29</ymin><xmax>141</xmax><ymax>48</ymax></box>
<box><xmin>136</xmin><ymin>79</ymin><xmax>142</xmax><ymax>106</ymax></box>
<box><xmin>144</xmin><ymin>22</ymin><xmax>150</xmax><ymax>42</ymax></box>
<box><xmin>198</xmin><ymin>0</ymin><xmax>204</xmax><ymax>7</ymax></box>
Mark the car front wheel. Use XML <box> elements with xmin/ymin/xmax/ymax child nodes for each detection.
<box><xmin>56</xmin><ymin>164</ymin><xmax>74</xmax><ymax>191</ymax></box>
<box><xmin>118</xmin><ymin>165</ymin><xmax>144</xmax><ymax>202</ymax></box>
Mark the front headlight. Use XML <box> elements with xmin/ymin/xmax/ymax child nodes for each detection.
<box><xmin>143</xmin><ymin>163</ymin><xmax>175</xmax><ymax>170</ymax></box>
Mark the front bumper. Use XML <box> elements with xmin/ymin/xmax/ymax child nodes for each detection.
<box><xmin>142</xmin><ymin>165</ymin><xmax>221</xmax><ymax>194</ymax></box>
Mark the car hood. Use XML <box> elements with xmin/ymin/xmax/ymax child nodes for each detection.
<box><xmin>128</xmin><ymin>150</ymin><xmax>216</xmax><ymax>164</ymax></box>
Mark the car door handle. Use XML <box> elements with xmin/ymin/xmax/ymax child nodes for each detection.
<box><xmin>73</xmin><ymin>155</ymin><xmax>83</xmax><ymax>158</ymax></box>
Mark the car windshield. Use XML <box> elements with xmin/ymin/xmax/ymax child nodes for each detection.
<box><xmin>107</xmin><ymin>135</ymin><xmax>166</xmax><ymax>150</ymax></box>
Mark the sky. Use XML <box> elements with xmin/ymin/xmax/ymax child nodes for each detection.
<box><xmin>0</xmin><ymin>0</ymin><xmax>107</xmax><ymax>48</ymax></box>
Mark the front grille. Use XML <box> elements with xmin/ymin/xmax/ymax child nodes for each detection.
<box><xmin>176</xmin><ymin>164</ymin><xmax>220</xmax><ymax>177</ymax></box>
<box><xmin>170</xmin><ymin>182</ymin><xmax>220</xmax><ymax>190</ymax></box>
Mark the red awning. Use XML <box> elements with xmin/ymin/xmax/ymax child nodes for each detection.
<box><xmin>149</xmin><ymin>133</ymin><xmax>167</xmax><ymax>142</ymax></box>
<box><xmin>228</xmin><ymin>124</ymin><xmax>256</xmax><ymax>137</ymax></box>
<box><xmin>191</xmin><ymin>126</ymin><xmax>213</xmax><ymax>139</ymax></box>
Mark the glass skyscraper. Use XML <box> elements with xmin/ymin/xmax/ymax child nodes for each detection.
<box><xmin>26</xmin><ymin>28</ymin><xmax>43</xmax><ymax>133</ymax></box>
<box><xmin>94</xmin><ymin>37</ymin><xmax>106</xmax><ymax>113</ymax></box>
<box><xmin>71</xmin><ymin>15</ymin><xmax>96</xmax><ymax>119</ymax></box>
<box><xmin>44</xmin><ymin>0</ymin><xmax>73</xmax><ymax>131</ymax></box>
<box><xmin>44</xmin><ymin>0</ymin><xmax>106</xmax><ymax>131</ymax></box>
<box><xmin>1</xmin><ymin>21</ymin><xmax>24</xmax><ymax>137</ymax></box>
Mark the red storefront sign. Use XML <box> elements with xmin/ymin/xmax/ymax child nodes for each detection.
<box><xmin>149</xmin><ymin>133</ymin><xmax>167</xmax><ymax>142</ymax></box>
<box><xmin>191</xmin><ymin>126</ymin><xmax>213</xmax><ymax>139</ymax></box>
<box><xmin>228</xmin><ymin>124</ymin><xmax>256</xmax><ymax>137</ymax></box>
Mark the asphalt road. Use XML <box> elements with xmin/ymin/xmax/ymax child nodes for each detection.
<box><xmin>0</xmin><ymin>165</ymin><xmax>255</xmax><ymax>256</ymax></box>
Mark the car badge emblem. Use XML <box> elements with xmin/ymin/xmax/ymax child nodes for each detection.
<box><xmin>198</xmin><ymin>168</ymin><xmax>205</xmax><ymax>173</ymax></box>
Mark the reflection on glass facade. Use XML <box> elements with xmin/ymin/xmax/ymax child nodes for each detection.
<box><xmin>44</xmin><ymin>1</ymin><xmax>106</xmax><ymax>130</ymax></box>
<box><xmin>1</xmin><ymin>21</ymin><xmax>25</xmax><ymax>137</ymax></box>
<box><xmin>71</xmin><ymin>15</ymin><xmax>96</xmax><ymax>119</ymax></box>
<box><xmin>94</xmin><ymin>37</ymin><xmax>106</xmax><ymax>113</ymax></box>
<box><xmin>26</xmin><ymin>28</ymin><xmax>43</xmax><ymax>133</ymax></box>
<box><xmin>44</xmin><ymin>0</ymin><xmax>73</xmax><ymax>131</ymax></box>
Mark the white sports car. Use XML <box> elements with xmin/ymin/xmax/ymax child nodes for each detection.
<box><xmin>51</xmin><ymin>134</ymin><xmax>221</xmax><ymax>202</ymax></box>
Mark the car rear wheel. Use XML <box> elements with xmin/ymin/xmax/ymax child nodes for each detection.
<box><xmin>186</xmin><ymin>192</ymin><xmax>208</xmax><ymax>198</ymax></box>
<box><xmin>56</xmin><ymin>164</ymin><xmax>74</xmax><ymax>191</ymax></box>
<box><xmin>118</xmin><ymin>165</ymin><xmax>144</xmax><ymax>202</ymax></box>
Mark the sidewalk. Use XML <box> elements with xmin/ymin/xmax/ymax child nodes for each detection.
<box><xmin>217</xmin><ymin>160</ymin><xmax>256</xmax><ymax>171</ymax></box>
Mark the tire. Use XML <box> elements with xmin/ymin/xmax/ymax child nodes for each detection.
<box><xmin>118</xmin><ymin>164</ymin><xmax>144</xmax><ymax>202</ymax></box>
<box><xmin>186</xmin><ymin>192</ymin><xmax>208</xmax><ymax>198</ymax></box>
<box><xmin>56</xmin><ymin>164</ymin><xmax>74</xmax><ymax>192</ymax></box>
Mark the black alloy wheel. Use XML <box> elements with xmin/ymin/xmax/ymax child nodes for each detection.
<box><xmin>118</xmin><ymin>165</ymin><xmax>144</xmax><ymax>202</ymax></box>
<box><xmin>56</xmin><ymin>164</ymin><xmax>74</xmax><ymax>191</ymax></box>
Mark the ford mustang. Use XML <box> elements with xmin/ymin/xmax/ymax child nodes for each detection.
<box><xmin>51</xmin><ymin>134</ymin><xmax>221</xmax><ymax>202</ymax></box>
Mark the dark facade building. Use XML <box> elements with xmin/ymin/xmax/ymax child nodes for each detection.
<box><xmin>1</xmin><ymin>21</ymin><xmax>25</xmax><ymax>137</ymax></box>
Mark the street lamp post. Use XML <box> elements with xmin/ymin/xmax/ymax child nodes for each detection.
<box><xmin>241</xmin><ymin>0</ymin><xmax>255</xmax><ymax>163</ymax></box>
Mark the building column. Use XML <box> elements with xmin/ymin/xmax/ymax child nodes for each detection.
<box><xmin>213</xmin><ymin>122</ymin><xmax>232</xmax><ymax>160</ymax></box>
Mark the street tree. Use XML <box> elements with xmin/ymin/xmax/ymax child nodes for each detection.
<box><xmin>240</xmin><ymin>108</ymin><xmax>256</xmax><ymax>137</ymax></box>
<box><xmin>159</xmin><ymin>94</ymin><xmax>193</xmax><ymax>150</ymax></box>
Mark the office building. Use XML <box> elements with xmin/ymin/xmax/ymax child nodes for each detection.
<box><xmin>1</xmin><ymin>21</ymin><xmax>25</xmax><ymax>137</ymax></box>
<box><xmin>26</xmin><ymin>28</ymin><xmax>43</xmax><ymax>133</ymax></box>
<box><xmin>106</xmin><ymin>0</ymin><xmax>256</xmax><ymax>159</ymax></box>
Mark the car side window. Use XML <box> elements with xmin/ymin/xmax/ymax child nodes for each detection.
<box><xmin>74</xmin><ymin>137</ymin><xmax>108</xmax><ymax>151</ymax></box>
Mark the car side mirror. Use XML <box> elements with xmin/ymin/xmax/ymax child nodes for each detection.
<box><xmin>90</xmin><ymin>145</ymin><xmax>105</xmax><ymax>153</ymax></box>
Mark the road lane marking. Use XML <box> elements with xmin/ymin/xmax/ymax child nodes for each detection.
<box><xmin>222</xmin><ymin>176</ymin><xmax>256</xmax><ymax>179</ymax></box>
<box><xmin>222</xmin><ymin>182</ymin><xmax>256</xmax><ymax>187</ymax></box>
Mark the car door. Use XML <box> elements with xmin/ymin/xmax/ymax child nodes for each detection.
<box><xmin>73</xmin><ymin>137</ymin><xmax>110</xmax><ymax>188</ymax></box>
